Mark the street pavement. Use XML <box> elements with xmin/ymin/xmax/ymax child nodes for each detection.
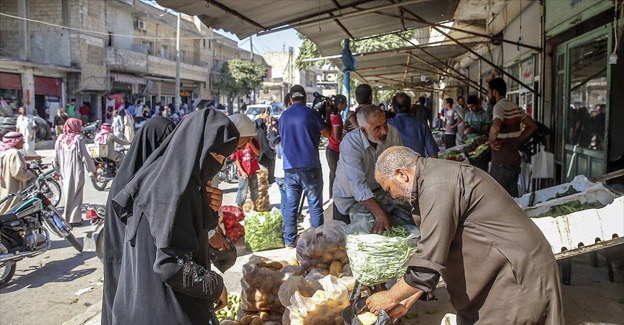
<box><xmin>1</xmin><ymin>147</ymin><xmax>623</xmax><ymax>325</ymax></box>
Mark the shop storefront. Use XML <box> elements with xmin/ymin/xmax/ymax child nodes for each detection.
<box><xmin>34</xmin><ymin>76</ymin><xmax>62</xmax><ymax>120</ymax></box>
<box><xmin>546</xmin><ymin>0</ymin><xmax>618</xmax><ymax>182</ymax></box>
<box><xmin>0</xmin><ymin>72</ymin><xmax>23</xmax><ymax>115</ymax></box>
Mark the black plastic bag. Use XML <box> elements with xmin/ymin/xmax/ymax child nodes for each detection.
<box><xmin>209</xmin><ymin>236</ymin><xmax>237</xmax><ymax>273</ymax></box>
<box><xmin>345</xmin><ymin>296</ymin><xmax>391</xmax><ymax>325</ymax></box>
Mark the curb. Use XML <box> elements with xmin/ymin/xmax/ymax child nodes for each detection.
<box><xmin>62</xmin><ymin>300</ymin><xmax>102</xmax><ymax>325</ymax></box>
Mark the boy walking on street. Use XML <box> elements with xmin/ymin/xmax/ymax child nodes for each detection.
<box><xmin>232</xmin><ymin>135</ymin><xmax>261</xmax><ymax>207</ymax></box>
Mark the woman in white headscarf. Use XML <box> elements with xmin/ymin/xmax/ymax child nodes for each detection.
<box><xmin>53</xmin><ymin>118</ymin><xmax>97</xmax><ymax>226</ymax></box>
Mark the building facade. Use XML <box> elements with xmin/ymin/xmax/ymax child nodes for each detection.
<box><xmin>0</xmin><ymin>0</ymin><xmax>260</xmax><ymax>124</ymax></box>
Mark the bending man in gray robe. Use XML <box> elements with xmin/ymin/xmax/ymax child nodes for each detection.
<box><xmin>367</xmin><ymin>146</ymin><xmax>563</xmax><ymax>324</ymax></box>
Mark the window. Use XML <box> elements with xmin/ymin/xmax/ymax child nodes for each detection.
<box><xmin>181</xmin><ymin>50</ymin><xmax>187</xmax><ymax>63</ymax></box>
<box><xmin>142</xmin><ymin>41</ymin><xmax>154</xmax><ymax>55</ymax></box>
<box><xmin>160</xmin><ymin>45</ymin><xmax>169</xmax><ymax>59</ymax></box>
<box><xmin>213</xmin><ymin>59</ymin><xmax>220</xmax><ymax>70</ymax></box>
<box><xmin>212</xmin><ymin>49</ymin><xmax>216</xmax><ymax>57</ymax></box>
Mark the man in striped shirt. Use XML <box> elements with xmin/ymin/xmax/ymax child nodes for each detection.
<box><xmin>488</xmin><ymin>78</ymin><xmax>538</xmax><ymax>197</ymax></box>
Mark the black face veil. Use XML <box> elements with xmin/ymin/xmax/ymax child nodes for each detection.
<box><xmin>113</xmin><ymin>109</ymin><xmax>240</xmax><ymax>254</ymax></box>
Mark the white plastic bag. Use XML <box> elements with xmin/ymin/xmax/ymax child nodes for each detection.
<box><xmin>531</xmin><ymin>145</ymin><xmax>554</xmax><ymax>179</ymax></box>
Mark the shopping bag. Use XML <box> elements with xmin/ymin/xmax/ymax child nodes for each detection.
<box><xmin>531</xmin><ymin>145</ymin><xmax>554</xmax><ymax>179</ymax></box>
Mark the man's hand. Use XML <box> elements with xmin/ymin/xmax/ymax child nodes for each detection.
<box><xmin>366</xmin><ymin>291</ymin><xmax>398</xmax><ymax>315</ymax></box>
<box><xmin>206</xmin><ymin>181</ymin><xmax>223</xmax><ymax>211</ymax></box>
<box><xmin>371</xmin><ymin>213</ymin><xmax>392</xmax><ymax>235</ymax></box>
<box><xmin>240</xmin><ymin>171</ymin><xmax>248</xmax><ymax>180</ymax></box>
<box><xmin>53</xmin><ymin>173</ymin><xmax>60</xmax><ymax>181</ymax></box>
<box><xmin>490</xmin><ymin>139</ymin><xmax>504</xmax><ymax>150</ymax></box>
<box><xmin>215</xmin><ymin>286</ymin><xmax>228</xmax><ymax>310</ymax></box>
<box><xmin>387</xmin><ymin>294</ymin><xmax>420</xmax><ymax>319</ymax></box>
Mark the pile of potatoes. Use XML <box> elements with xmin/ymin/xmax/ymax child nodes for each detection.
<box><xmin>296</xmin><ymin>230</ymin><xmax>351</xmax><ymax>277</ymax></box>
<box><xmin>220</xmin><ymin>315</ymin><xmax>263</xmax><ymax>325</ymax></box>
<box><xmin>240</xmin><ymin>257</ymin><xmax>302</xmax><ymax>323</ymax></box>
<box><xmin>254</xmin><ymin>169</ymin><xmax>271</xmax><ymax>212</ymax></box>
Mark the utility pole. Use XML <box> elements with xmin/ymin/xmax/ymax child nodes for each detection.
<box><xmin>175</xmin><ymin>12</ymin><xmax>181</xmax><ymax>113</ymax></box>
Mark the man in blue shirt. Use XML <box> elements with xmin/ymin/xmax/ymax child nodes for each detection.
<box><xmin>388</xmin><ymin>93</ymin><xmax>439</xmax><ymax>158</ymax></box>
<box><xmin>279</xmin><ymin>85</ymin><xmax>331</xmax><ymax>247</ymax></box>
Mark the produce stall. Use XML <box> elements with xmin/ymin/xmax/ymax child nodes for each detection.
<box><xmin>516</xmin><ymin>175</ymin><xmax>624</xmax><ymax>284</ymax></box>
<box><xmin>438</xmin><ymin>135</ymin><xmax>491</xmax><ymax>171</ymax></box>
<box><xmin>218</xmin><ymin>220</ymin><xmax>417</xmax><ymax>325</ymax></box>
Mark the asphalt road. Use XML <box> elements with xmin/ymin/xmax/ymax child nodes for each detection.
<box><xmin>0</xmin><ymin>149</ymin><xmax>108</xmax><ymax>325</ymax></box>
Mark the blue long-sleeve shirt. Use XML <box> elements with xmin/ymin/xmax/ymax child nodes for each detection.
<box><xmin>388</xmin><ymin>113</ymin><xmax>440</xmax><ymax>157</ymax></box>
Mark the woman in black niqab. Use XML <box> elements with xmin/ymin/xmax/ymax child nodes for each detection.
<box><xmin>101</xmin><ymin>116</ymin><xmax>175</xmax><ymax>325</ymax></box>
<box><xmin>108</xmin><ymin>109</ymin><xmax>240</xmax><ymax>325</ymax></box>
<box><xmin>254</xmin><ymin>118</ymin><xmax>276</xmax><ymax>184</ymax></box>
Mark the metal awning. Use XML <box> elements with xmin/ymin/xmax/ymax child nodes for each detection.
<box><xmin>112</xmin><ymin>73</ymin><xmax>148</xmax><ymax>85</ymax></box>
<box><xmin>154</xmin><ymin>0</ymin><xmax>539</xmax><ymax>91</ymax></box>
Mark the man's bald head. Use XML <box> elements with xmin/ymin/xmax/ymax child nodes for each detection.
<box><xmin>376</xmin><ymin>146</ymin><xmax>420</xmax><ymax>201</ymax></box>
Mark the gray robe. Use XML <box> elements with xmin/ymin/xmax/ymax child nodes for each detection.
<box><xmin>53</xmin><ymin>140</ymin><xmax>96</xmax><ymax>223</ymax></box>
<box><xmin>405</xmin><ymin>158</ymin><xmax>563</xmax><ymax>324</ymax></box>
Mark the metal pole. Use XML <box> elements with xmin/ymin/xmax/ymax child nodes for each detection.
<box><xmin>175</xmin><ymin>12</ymin><xmax>181</xmax><ymax>113</ymax></box>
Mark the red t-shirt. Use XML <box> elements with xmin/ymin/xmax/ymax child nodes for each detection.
<box><xmin>79</xmin><ymin>105</ymin><xmax>89</xmax><ymax>116</ymax></box>
<box><xmin>328</xmin><ymin>114</ymin><xmax>344</xmax><ymax>152</ymax></box>
<box><xmin>232</xmin><ymin>138</ymin><xmax>260</xmax><ymax>176</ymax></box>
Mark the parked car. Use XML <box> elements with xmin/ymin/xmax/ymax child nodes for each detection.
<box><xmin>245</xmin><ymin>104</ymin><xmax>271</xmax><ymax>121</ymax></box>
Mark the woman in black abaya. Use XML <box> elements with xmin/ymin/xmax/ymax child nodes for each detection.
<box><xmin>101</xmin><ymin>116</ymin><xmax>176</xmax><ymax>325</ymax></box>
<box><xmin>107</xmin><ymin>109</ymin><xmax>240</xmax><ymax>324</ymax></box>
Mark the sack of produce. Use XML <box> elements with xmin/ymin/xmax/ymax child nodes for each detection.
<box><xmin>295</xmin><ymin>220</ymin><xmax>351</xmax><ymax>276</ymax></box>
<box><xmin>255</xmin><ymin>169</ymin><xmax>271</xmax><ymax>212</ymax></box>
<box><xmin>280</xmin><ymin>274</ymin><xmax>350</xmax><ymax>325</ymax></box>
<box><xmin>346</xmin><ymin>218</ymin><xmax>419</xmax><ymax>286</ymax></box>
<box><xmin>245</xmin><ymin>208</ymin><xmax>285</xmax><ymax>251</ymax></box>
<box><xmin>222</xmin><ymin>205</ymin><xmax>246</xmax><ymax>243</ymax></box>
<box><xmin>240</xmin><ymin>256</ymin><xmax>304</xmax><ymax>322</ymax></box>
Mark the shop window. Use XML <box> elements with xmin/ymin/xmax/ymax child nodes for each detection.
<box><xmin>566</xmin><ymin>36</ymin><xmax>608</xmax><ymax>151</ymax></box>
<box><xmin>160</xmin><ymin>45</ymin><xmax>169</xmax><ymax>59</ymax></box>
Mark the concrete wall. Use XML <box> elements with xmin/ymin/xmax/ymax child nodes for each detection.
<box><xmin>501</xmin><ymin>1</ymin><xmax>541</xmax><ymax>65</ymax></box>
<box><xmin>106</xmin><ymin>6</ymin><xmax>134</xmax><ymax>51</ymax></box>
<box><xmin>0</xmin><ymin>0</ymin><xmax>19</xmax><ymax>60</ymax></box>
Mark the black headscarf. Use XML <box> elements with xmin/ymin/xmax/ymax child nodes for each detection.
<box><xmin>113</xmin><ymin>109</ymin><xmax>239</xmax><ymax>254</ymax></box>
<box><xmin>102</xmin><ymin>116</ymin><xmax>175</xmax><ymax>325</ymax></box>
<box><xmin>254</xmin><ymin>118</ymin><xmax>275</xmax><ymax>166</ymax></box>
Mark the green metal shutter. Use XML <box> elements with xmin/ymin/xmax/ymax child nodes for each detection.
<box><xmin>546</xmin><ymin>0</ymin><xmax>613</xmax><ymax>37</ymax></box>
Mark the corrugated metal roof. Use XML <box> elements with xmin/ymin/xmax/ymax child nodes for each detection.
<box><xmin>153</xmin><ymin>0</ymin><xmax>516</xmax><ymax>89</ymax></box>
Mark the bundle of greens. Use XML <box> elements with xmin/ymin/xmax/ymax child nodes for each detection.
<box><xmin>345</xmin><ymin>219</ymin><xmax>419</xmax><ymax>286</ymax></box>
<box><xmin>245</xmin><ymin>208</ymin><xmax>285</xmax><ymax>252</ymax></box>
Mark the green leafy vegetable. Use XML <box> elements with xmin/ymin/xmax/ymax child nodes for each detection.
<box><xmin>533</xmin><ymin>200</ymin><xmax>605</xmax><ymax>218</ymax></box>
<box><xmin>346</xmin><ymin>225</ymin><xmax>418</xmax><ymax>286</ymax></box>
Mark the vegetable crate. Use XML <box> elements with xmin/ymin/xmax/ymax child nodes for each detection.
<box><xmin>526</xmin><ymin>187</ymin><xmax>621</xmax><ymax>255</ymax></box>
<box><xmin>515</xmin><ymin>175</ymin><xmax>604</xmax><ymax>209</ymax></box>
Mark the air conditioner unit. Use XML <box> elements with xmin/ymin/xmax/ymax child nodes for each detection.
<box><xmin>134</xmin><ymin>19</ymin><xmax>146</xmax><ymax>31</ymax></box>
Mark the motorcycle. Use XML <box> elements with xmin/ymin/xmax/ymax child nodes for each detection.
<box><xmin>28</xmin><ymin>160</ymin><xmax>61</xmax><ymax>207</ymax></box>
<box><xmin>218</xmin><ymin>156</ymin><xmax>238</xmax><ymax>183</ymax></box>
<box><xmin>81</xmin><ymin>120</ymin><xmax>100</xmax><ymax>142</ymax></box>
<box><xmin>0</xmin><ymin>174</ymin><xmax>83</xmax><ymax>288</ymax></box>
<box><xmin>91</xmin><ymin>148</ymin><xmax>125</xmax><ymax>191</ymax></box>
<box><xmin>83</xmin><ymin>204</ymin><xmax>105</xmax><ymax>263</ymax></box>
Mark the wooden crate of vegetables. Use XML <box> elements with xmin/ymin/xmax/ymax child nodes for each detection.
<box><xmin>295</xmin><ymin>220</ymin><xmax>351</xmax><ymax>277</ymax></box>
<box><xmin>239</xmin><ymin>256</ymin><xmax>304</xmax><ymax>323</ymax></box>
